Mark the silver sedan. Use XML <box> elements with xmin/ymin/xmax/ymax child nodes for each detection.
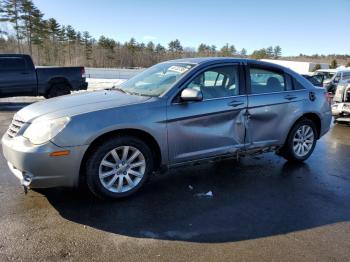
<box><xmin>2</xmin><ymin>58</ymin><xmax>332</xmax><ymax>198</ymax></box>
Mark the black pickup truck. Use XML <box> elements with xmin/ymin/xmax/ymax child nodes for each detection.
<box><xmin>0</xmin><ymin>54</ymin><xmax>88</xmax><ymax>98</ymax></box>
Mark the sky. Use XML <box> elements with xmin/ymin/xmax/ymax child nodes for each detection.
<box><xmin>33</xmin><ymin>0</ymin><xmax>350</xmax><ymax>56</ymax></box>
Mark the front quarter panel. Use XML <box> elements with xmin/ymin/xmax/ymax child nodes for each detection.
<box><xmin>51</xmin><ymin>99</ymin><xmax>168</xmax><ymax>164</ymax></box>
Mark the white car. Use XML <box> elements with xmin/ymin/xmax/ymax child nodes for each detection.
<box><xmin>315</xmin><ymin>68</ymin><xmax>350</xmax><ymax>93</ymax></box>
<box><xmin>332</xmin><ymin>82</ymin><xmax>350</xmax><ymax>123</ymax></box>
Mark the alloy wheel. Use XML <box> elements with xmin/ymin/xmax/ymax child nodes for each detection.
<box><xmin>292</xmin><ymin>125</ymin><xmax>315</xmax><ymax>157</ymax></box>
<box><xmin>98</xmin><ymin>146</ymin><xmax>146</xmax><ymax>193</ymax></box>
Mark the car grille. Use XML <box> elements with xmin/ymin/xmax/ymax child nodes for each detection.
<box><xmin>7</xmin><ymin>116</ymin><xmax>26</xmax><ymax>138</ymax></box>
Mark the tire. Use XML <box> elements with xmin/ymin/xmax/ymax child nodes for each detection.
<box><xmin>278</xmin><ymin>119</ymin><xmax>317</xmax><ymax>162</ymax></box>
<box><xmin>85</xmin><ymin>136</ymin><xmax>154</xmax><ymax>199</ymax></box>
<box><xmin>44</xmin><ymin>83</ymin><xmax>71</xmax><ymax>98</ymax></box>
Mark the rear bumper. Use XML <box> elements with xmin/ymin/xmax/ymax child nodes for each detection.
<box><xmin>332</xmin><ymin>103</ymin><xmax>350</xmax><ymax>122</ymax></box>
<box><xmin>332</xmin><ymin>103</ymin><xmax>350</xmax><ymax>115</ymax></box>
<box><xmin>1</xmin><ymin>134</ymin><xmax>88</xmax><ymax>188</ymax></box>
<box><xmin>320</xmin><ymin>110</ymin><xmax>332</xmax><ymax>137</ymax></box>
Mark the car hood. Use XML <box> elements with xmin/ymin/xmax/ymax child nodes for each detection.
<box><xmin>16</xmin><ymin>90</ymin><xmax>152</xmax><ymax>122</ymax></box>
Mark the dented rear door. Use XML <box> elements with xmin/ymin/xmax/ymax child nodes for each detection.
<box><xmin>245</xmin><ymin>63</ymin><xmax>304</xmax><ymax>149</ymax></box>
<box><xmin>167</xmin><ymin>64</ymin><xmax>247</xmax><ymax>164</ymax></box>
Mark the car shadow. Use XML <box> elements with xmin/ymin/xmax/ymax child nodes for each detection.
<box><xmin>41</xmin><ymin>152</ymin><xmax>350</xmax><ymax>243</ymax></box>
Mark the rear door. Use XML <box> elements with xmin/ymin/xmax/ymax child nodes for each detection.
<box><xmin>167</xmin><ymin>63</ymin><xmax>247</xmax><ymax>164</ymax></box>
<box><xmin>0</xmin><ymin>57</ymin><xmax>37</xmax><ymax>97</ymax></box>
<box><xmin>246</xmin><ymin>63</ymin><xmax>307</xmax><ymax>148</ymax></box>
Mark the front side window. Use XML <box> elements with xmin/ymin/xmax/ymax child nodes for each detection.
<box><xmin>250</xmin><ymin>68</ymin><xmax>286</xmax><ymax>94</ymax></box>
<box><xmin>186</xmin><ymin>66</ymin><xmax>239</xmax><ymax>99</ymax></box>
<box><xmin>333</xmin><ymin>73</ymin><xmax>341</xmax><ymax>83</ymax></box>
<box><xmin>119</xmin><ymin>62</ymin><xmax>194</xmax><ymax>97</ymax></box>
<box><xmin>342</xmin><ymin>72</ymin><xmax>350</xmax><ymax>81</ymax></box>
<box><xmin>0</xmin><ymin>58</ymin><xmax>26</xmax><ymax>71</ymax></box>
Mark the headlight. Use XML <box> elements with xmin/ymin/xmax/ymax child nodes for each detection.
<box><xmin>23</xmin><ymin>117</ymin><xmax>70</xmax><ymax>145</ymax></box>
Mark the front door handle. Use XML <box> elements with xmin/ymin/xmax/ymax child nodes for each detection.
<box><xmin>228</xmin><ymin>100</ymin><xmax>244</xmax><ymax>107</ymax></box>
<box><xmin>284</xmin><ymin>95</ymin><xmax>297</xmax><ymax>100</ymax></box>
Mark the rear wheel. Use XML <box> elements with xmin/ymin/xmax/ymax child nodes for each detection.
<box><xmin>44</xmin><ymin>83</ymin><xmax>70</xmax><ymax>98</ymax></box>
<box><xmin>85</xmin><ymin>136</ymin><xmax>154</xmax><ymax>199</ymax></box>
<box><xmin>279</xmin><ymin>119</ymin><xmax>317</xmax><ymax>162</ymax></box>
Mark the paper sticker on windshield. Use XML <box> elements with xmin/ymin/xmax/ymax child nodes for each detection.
<box><xmin>168</xmin><ymin>66</ymin><xmax>190</xmax><ymax>74</ymax></box>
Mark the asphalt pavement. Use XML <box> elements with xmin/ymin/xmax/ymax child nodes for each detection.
<box><xmin>0</xmin><ymin>104</ymin><xmax>350</xmax><ymax>262</ymax></box>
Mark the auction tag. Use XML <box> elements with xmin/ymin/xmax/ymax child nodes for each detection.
<box><xmin>168</xmin><ymin>66</ymin><xmax>190</xmax><ymax>74</ymax></box>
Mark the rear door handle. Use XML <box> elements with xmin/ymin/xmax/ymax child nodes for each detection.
<box><xmin>284</xmin><ymin>95</ymin><xmax>297</xmax><ymax>100</ymax></box>
<box><xmin>228</xmin><ymin>100</ymin><xmax>245</xmax><ymax>107</ymax></box>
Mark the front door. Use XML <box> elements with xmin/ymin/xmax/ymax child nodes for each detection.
<box><xmin>167</xmin><ymin>64</ymin><xmax>247</xmax><ymax>164</ymax></box>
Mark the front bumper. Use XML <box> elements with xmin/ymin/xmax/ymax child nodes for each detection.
<box><xmin>1</xmin><ymin>134</ymin><xmax>88</xmax><ymax>189</ymax></box>
<box><xmin>332</xmin><ymin>103</ymin><xmax>350</xmax><ymax>122</ymax></box>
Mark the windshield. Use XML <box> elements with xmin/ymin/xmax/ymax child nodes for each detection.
<box><xmin>118</xmin><ymin>62</ymin><xmax>194</xmax><ymax>96</ymax></box>
<box><xmin>314</xmin><ymin>71</ymin><xmax>336</xmax><ymax>81</ymax></box>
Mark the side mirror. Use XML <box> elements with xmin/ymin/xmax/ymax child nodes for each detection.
<box><xmin>181</xmin><ymin>88</ymin><xmax>203</xmax><ymax>102</ymax></box>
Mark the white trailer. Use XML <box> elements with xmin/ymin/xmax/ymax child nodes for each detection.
<box><xmin>261</xmin><ymin>59</ymin><xmax>329</xmax><ymax>74</ymax></box>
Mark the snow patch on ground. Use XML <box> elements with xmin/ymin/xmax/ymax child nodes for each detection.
<box><xmin>86</xmin><ymin>78</ymin><xmax>126</xmax><ymax>91</ymax></box>
<box><xmin>0</xmin><ymin>78</ymin><xmax>126</xmax><ymax>104</ymax></box>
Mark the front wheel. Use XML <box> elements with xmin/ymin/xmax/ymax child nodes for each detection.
<box><xmin>279</xmin><ymin>119</ymin><xmax>317</xmax><ymax>162</ymax></box>
<box><xmin>85</xmin><ymin>136</ymin><xmax>154</xmax><ymax>199</ymax></box>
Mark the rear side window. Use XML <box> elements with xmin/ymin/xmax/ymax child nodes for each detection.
<box><xmin>0</xmin><ymin>57</ymin><xmax>26</xmax><ymax>71</ymax></box>
<box><xmin>249</xmin><ymin>68</ymin><xmax>286</xmax><ymax>94</ymax></box>
<box><xmin>342</xmin><ymin>72</ymin><xmax>350</xmax><ymax>81</ymax></box>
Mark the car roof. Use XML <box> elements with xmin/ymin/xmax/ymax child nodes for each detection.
<box><xmin>165</xmin><ymin>57</ymin><xmax>293</xmax><ymax>71</ymax></box>
<box><xmin>164</xmin><ymin>57</ymin><xmax>314</xmax><ymax>90</ymax></box>
<box><xmin>165</xmin><ymin>57</ymin><xmax>251</xmax><ymax>64</ymax></box>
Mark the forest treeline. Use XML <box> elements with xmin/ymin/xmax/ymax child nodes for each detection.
<box><xmin>0</xmin><ymin>0</ymin><xmax>349</xmax><ymax>68</ymax></box>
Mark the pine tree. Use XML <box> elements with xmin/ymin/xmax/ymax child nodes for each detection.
<box><xmin>47</xmin><ymin>18</ymin><xmax>60</xmax><ymax>63</ymax></box>
<box><xmin>82</xmin><ymin>31</ymin><xmax>92</xmax><ymax>63</ymax></box>
<box><xmin>47</xmin><ymin>18</ymin><xmax>60</xmax><ymax>41</ymax></box>
<box><xmin>31</xmin><ymin>9</ymin><xmax>47</xmax><ymax>63</ymax></box>
<box><xmin>240</xmin><ymin>48</ymin><xmax>247</xmax><ymax>57</ymax></box>
<box><xmin>21</xmin><ymin>0</ymin><xmax>42</xmax><ymax>55</ymax></box>
<box><xmin>251</xmin><ymin>48</ymin><xmax>269</xmax><ymax>59</ymax></box>
<box><xmin>0</xmin><ymin>0</ymin><xmax>23</xmax><ymax>52</ymax></box>
<box><xmin>198</xmin><ymin>43</ymin><xmax>208</xmax><ymax>53</ymax></box>
<box><xmin>98</xmin><ymin>36</ymin><xmax>116</xmax><ymax>67</ymax></box>
<box><xmin>229</xmin><ymin>45</ymin><xmax>236</xmax><ymax>55</ymax></box>
<box><xmin>168</xmin><ymin>39</ymin><xmax>183</xmax><ymax>53</ymax></box>
<box><xmin>266</xmin><ymin>46</ymin><xmax>273</xmax><ymax>58</ymax></box>
<box><xmin>273</xmin><ymin>45</ymin><xmax>282</xmax><ymax>58</ymax></box>
<box><xmin>57</xmin><ymin>25</ymin><xmax>67</xmax><ymax>65</ymax></box>
<box><xmin>66</xmin><ymin>25</ymin><xmax>76</xmax><ymax>64</ymax></box>
<box><xmin>220</xmin><ymin>43</ymin><xmax>236</xmax><ymax>56</ymax></box>
<box><xmin>155</xmin><ymin>43</ymin><xmax>165</xmax><ymax>53</ymax></box>
<box><xmin>146</xmin><ymin>41</ymin><xmax>154</xmax><ymax>52</ymax></box>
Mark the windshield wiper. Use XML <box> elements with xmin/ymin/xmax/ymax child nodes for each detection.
<box><xmin>109</xmin><ymin>87</ymin><xmax>154</xmax><ymax>97</ymax></box>
<box><xmin>127</xmin><ymin>91</ymin><xmax>151</xmax><ymax>97</ymax></box>
<box><xmin>110</xmin><ymin>87</ymin><xmax>129</xmax><ymax>94</ymax></box>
